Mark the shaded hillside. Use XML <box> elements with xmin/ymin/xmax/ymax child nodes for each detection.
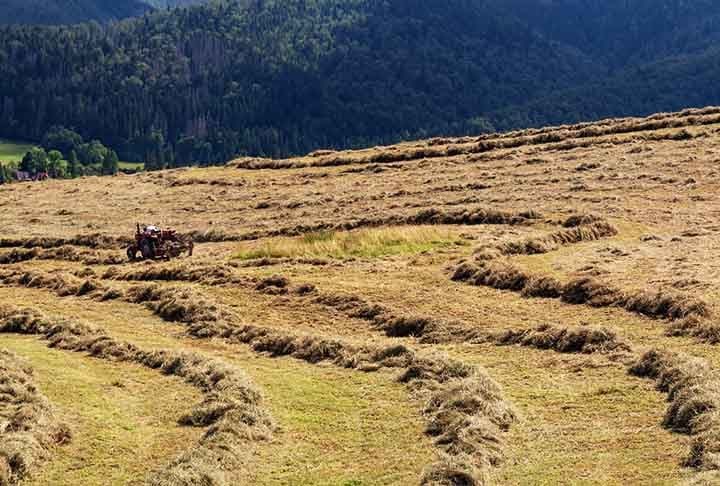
<box><xmin>497</xmin><ymin>0</ymin><xmax>720</xmax><ymax>67</ymax></box>
<box><xmin>490</xmin><ymin>47</ymin><xmax>720</xmax><ymax>130</ymax></box>
<box><xmin>1</xmin><ymin>0</ymin><xmax>720</xmax><ymax>167</ymax></box>
<box><xmin>0</xmin><ymin>0</ymin><xmax>152</xmax><ymax>25</ymax></box>
<box><xmin>0</xmin><ymin>0</ymin><xmax>598</xmax><ymax>166</ymax></box>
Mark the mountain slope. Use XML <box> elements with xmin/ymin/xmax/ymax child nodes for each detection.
<box><xmin>0</xmin><ymin>0</ymin><xmax>152</xmax><ymax>25</ymax></box>
<box><xmin>0</xmin><ymin>0</ymin><xmax>601</xmax><ymax>164</ymax></box>
<box><xmin>1</xmin><ymin>0</ymin><xmax>720</xmax><ymax>166</ymax></box>
<box><xmin>493</xmin><ymin>0</ymin><xmax>720</xmax><ymax>68</ymax></box>
<box><xmin>489</xmin><ymin>46</ymin><xmax>720</xmax><ymax>130</ymax></box>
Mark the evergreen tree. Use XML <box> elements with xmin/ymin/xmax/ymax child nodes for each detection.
<box><xmin>68</xmin><ymin>150</ymin><xmax>81</xmax><ymax>178</ymax></box>
<box><xmin>103</xmin><ymin>150</ymin><xmax>119</xmax><ymax>175</ymax></box>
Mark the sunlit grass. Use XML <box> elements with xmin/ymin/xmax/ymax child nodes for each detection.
<box><xmin>234</xmin><ymin>226</ymin><xmax>467</xmax><ymax>260</ymax></box>
<box><xmin>0</xmin><ymin>138</ymin><xmax>37</xmax><ymax>163</ymax></box>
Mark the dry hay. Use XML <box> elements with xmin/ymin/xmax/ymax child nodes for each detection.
<box><xmin>0</xmin><ymin>234</ymin><xmax>125</xmax><ymax>251</ymax></box>
<box><xmin>0</xmin><ymin>306</ymin><xmax>273</xmax><ymax>486</ymax></box>
<box><xmin>496</xmin><ymin>221</ymin><xmax>618</xmax><ymax>256</ymax></box>
<box><xmin>103</xmin><ymin>264</ymin><xmax>243</xmax><ymax>286</ymax></box>
<box><xmin>312</xmin><ymin>291</ymin><xmax>481</xmax><ymax>344</ymax></box>
<box><xmin>490</xmin><ymin>324</ymin><xmax>631</xmax><ymax>355</ymax></box>
<box><xmin>0</xmin><ymin>348</ymin><xmax>70</xmax><ymax>486</ymax></box>
<box><xmin>229</xmin><ymin>109</ymin><xmax>720</xmax><ymax>170</ymax></box>
<box><xmin>0</xmin><ymin>247</ymin><xmax>124</xmax><ymax>266</ymax></box>
<box><xmin>0</xmin><ymin>268</ymin><xmax>519</xmax><ymax>482</ymax></box>
<box><xmin>452</xmin><ymin>262</ymin><xmax>711</xmax><ymax>324</ymax></box>
<box><xmin>0</xmin><ymin>271</ymin><xmax>516</xmax><ymax>483</ymax></box>
<box><xmin>630</xmin><ymin>350</ymin><xmax>720</xmax><ymax>472</ymax></box>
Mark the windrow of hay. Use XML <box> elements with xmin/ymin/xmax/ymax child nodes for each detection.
<box><xmin>0</xmin><ymin>247</ymin><xmax>124</xmax><ymax>266</ymax></box>
<box><xmin>312</xmin><ymin>292</ymin><xmax>482</xmax><ymax>344</ymax></box>
<box><xmin>0</xmin><ymin>270</ymin><xmax>517</xmax><ymax>484</ymax></box>
<box><xmin>451</xmin><ymin>262</ymin><xmax>711</xmax><ymax>323</ymax></box>
<box><xmin>229</xmin><ymin>110</ymin><xmax>720</xmax><ymax>170</ymax></box>
<box><xmin>102</xmin><ymin>264</ymin><xmax>246</xmax><ymax>286</ymax></box>
<box><xmin>630</xmin><ymin>350</ymin><xmax>720</xmax><ymax>472</ymax></box>
<box><xmin>246</xmin><ymin>207</ymin><xmax>541</xmax><ymax>242</ymax></box>
<box><xmin>0</xmin><ymin>206</ymin><xmax>539</xmax><ymax>251</ymax></box>
<box><xmin>494</xmin><ymin>221</ymin><xmax>618</xmax><ymax>256</ymax></box>
<box><xmin>489</xmin><ymin>324</ymin><xmax>631</xmax><ymax>355</ymax></box>
<box><xmin>0</xmin><ymin>234</ymin><xmax>126</xmax><ymax>251</ymax></box>
<box><xmin>0</xmin><ymin>348</ymin><xmax>70</xmax><ymax>486</ymax></box>
<box><xmin>0</xmin><ymin>306</ymin><xmax>274</xmax><ymax>486</ymax></box>
<box><xmin>430</xmin><ymin>106</ymin><xmax>720</xmax><ymax>148</ymax></box>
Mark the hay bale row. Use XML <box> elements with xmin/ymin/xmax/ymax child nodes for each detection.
<box><xmin>629</xmin><ymin>350</ymin><xmax>720</xmax><ymax>471</ymax></box>
<box><xmin>0</xmin><ymin>306</ymin><xmax>273</xmax><ymax>486</ymax></box>
<box><xmin>0</xmin><ymin>348</ymin><xmax>70</xmax><ymax>486</ymax></box>
<box><xmin>452</xmin><ymin>262</ymin><xmax>711</xmax><ymax>323</ymax></box>
<box><xmin>496</xmin><ymin>221</ymin><xmax>618</xmax><ymax>256</ymax></box>
<box><xmin>490</xmin><ymin>324</ymin><xmax>631</xmax><ymax>355</ymax></box>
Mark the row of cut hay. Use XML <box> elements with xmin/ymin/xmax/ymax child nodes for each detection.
<box><xmin>0</xmin><ymin>234</ymin><xmax>126</xmax><ymax>251</ymax></box>
<box><xmin>629</xmin><ymin>350</ymin><xmax>720</xmax><ymax>472</ymax></box>
<box><xmin>494</xmin><ymin>221</ymin><xmax>618</xmax><ymax>256</ymax></box>
<box><xmin>429</xmin><ymin>106</ymin><xmax>720</xmax><ymax>148</ymax></box>
<box><xmin>451</xmin><ymin>262</ymin><xmax>711</xmax><ymax>323</ymax></box>
<box><xmin>312</xmin><ymin>292</ymin><xmax>482</xmax><ymax>345</ymax></box>
<box><xmin>489</xmin><ymin>324</ymin><xmax>631</xmax><ymax>355</ymax></box>
<box><xmin>230</xmin><ymin>110</ymin><xmax>720</xmax><ymax>170</ymax></box>
<box><xmin>665</xmin><ymin>317</ymin><xmax>720</xmax><ymax>345</ymax></box>
<box><xmin>0</xmin><ymin>348</ymin><xmax>71</xmax><ymax>486</ymax></box>
<box><xmin>0</xmin><ymin>269</ymin><xmax>517</xmax><ymax>484</ymax></box>
<box><xmin>252</xmin><ymin>207</ymin><xmax>540</xmax><ymax>241</ymax></box>
<box><xmin>0</xmin><ymin>247</ymin><xmax>125</xmax><ymax>266</ymax></box>
<box><xmin>102</xmin><ymin>264</ymin><xmax>246</xmax><ymax>286</ymax></box>
<box><xmin>313</xmin><ymin>288</ymin><xmax>632</xmax><ymax>357</ymax></box>
<box><xmin>0</xmin><ymin>306</ymin><xmax>274</xmax><ymax>486</ymax></box>
<box><xmin>0</xmin><ymin>206</ymin><xmax>540</xmax><ymax>252</ymax></box>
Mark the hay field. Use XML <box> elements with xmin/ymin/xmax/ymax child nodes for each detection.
<box><xmin>2</xmin><ymin>107</ymin><xmax>720</xmax><ymax>485</ymax></box>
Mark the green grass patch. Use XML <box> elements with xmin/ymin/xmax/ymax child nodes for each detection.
<box><xmin>119</xmin><ymin>161</ymin><xmax>144</xmax><ymax>171</ymax></box>
<box><xmin>0</xmin><ymin>138</ymin><xmax>37</xmax><ymax>163</ymax></box>
<box><xmin>234</xmin><ymin>226</ymin><xmax>467</xmax><ymax>260</ymax></box>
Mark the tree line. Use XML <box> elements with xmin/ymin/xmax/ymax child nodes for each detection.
<box><xmin>0</xmin><ymin>127</ymin><xmax>119</xmax><ymax>184</ymax></box>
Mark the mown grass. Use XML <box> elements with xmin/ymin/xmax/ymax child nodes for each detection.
<box><xmin>235</xmin><ymin>226</ymin><xmax>467</xmax><ymax>260</ymax></box>
<box><xmin>0</xmin><ymin>334</ymin><xmax>203</xmax><ymax>486</ymax></box>
<box><xmin>0</xmin><ymin>285</ymin><xmax>435</xmax><ymax>485</ymax></box>
<box><xmin>0</xmin><ymin>138</ymin><xmax>36</xmax><ymax>163</ymax></box>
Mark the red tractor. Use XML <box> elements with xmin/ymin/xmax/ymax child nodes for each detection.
<box><xmin>127</xmin><ymin>224</ymin><xmax>194</xmax><ymax>261</ymax></box>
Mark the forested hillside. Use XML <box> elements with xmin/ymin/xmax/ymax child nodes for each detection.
<box><xmin>0</xmin><ymin>0</ymin><xmax>151</xmax><ymax>25</ymax></box>
<box><xmin>1</xmin><ymin>0</ymin><xmax>719</xmax><ymax>167</ymax></box>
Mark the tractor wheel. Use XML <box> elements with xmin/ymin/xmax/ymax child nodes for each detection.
<box><xmin>127</xmin><ymin>245</ymin><xmax>138</xmax><ymax>262</ymax></box>
<box><xmin>140</xmin><ymin>240</ymin><xmax>156</xmax><ymax>260</ymax></box>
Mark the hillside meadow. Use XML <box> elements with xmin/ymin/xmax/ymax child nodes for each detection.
<box><xmin>3</xmin><ymin>107</ymin><xmax>720</xmax><ymax>484</ymax></box>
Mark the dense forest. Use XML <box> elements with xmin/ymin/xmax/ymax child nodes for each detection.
<box><xmin>1</xmin><ymin>0</ymin><xmax>720</xmax><ymax>168</ymax></box>
<box><xmin>0</xmin><ymin>0</ymin><xmax>204</xmax><ymax>25</ymax></box>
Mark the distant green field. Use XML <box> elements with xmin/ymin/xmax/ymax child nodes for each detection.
<box><xmin>0</xmin><ymin>138</ymin><xmax>36</xmax><ymax>163</ymax></box>
<box><xmin>119</xmin><ymin>161</ymin><xmax>145</xmax><ymax>171</ymax></box>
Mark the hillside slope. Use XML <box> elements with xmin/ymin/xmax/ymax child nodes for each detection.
<box><xmin>1</xmin><ymin>0</ymin><xmax>720</xmax><ymax>166</ymax></box>
<box><xmin>0</xmin><ymin>0</ymin><xmax>600</xmax><ymax>164</ymax></box>
<box><xmin>2</xmin><ymin>108</ymin><xmax>720</xmax><ymax>484</ymax></box>
<box><xmin>0</xmin><ymin>0</ymin><xmax>152</xmax><ymax>24</ymax></box>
